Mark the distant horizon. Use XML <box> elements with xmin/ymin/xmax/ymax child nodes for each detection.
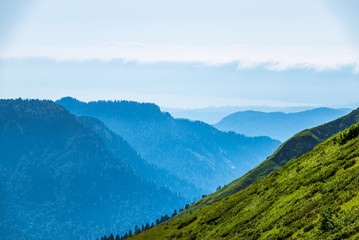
<box><xmin>2</xmin><ymin>95</ymin><xmax>358</xmax><ymax>111</ymax></box>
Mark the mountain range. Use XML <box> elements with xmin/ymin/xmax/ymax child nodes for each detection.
<box><xmin>163</xmin><ymin>105</ymin><xmax>321</xmax><ymax>124</ymax></box>
<box><xmin>214</xmin><ymin>107</ymin><xmax>351</xmax><ymax>141</ymax></box>
<box><xmin>3</xmin><ymin>97</ymin><xmax>357</xmax><ymax>240</ymax></box>
<box><xmin>0</xmin><ymin>99</ymin><xmax>185</xmax><ymax>240</ymax></box>
<box><xmin>57</xmin><ymin>97</ymin><xmax>281</xmax><ymax>193</ymax></box>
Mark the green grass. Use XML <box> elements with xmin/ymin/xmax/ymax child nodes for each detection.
<box><xmin>130</xmin><ymin>122</ymin><xmax>359</xmax><ymax>239</ymax></box>
<box><xmin>173</xmin><ymin>108</ymin><xmax>359</xmax><ymax>221</ymax></box>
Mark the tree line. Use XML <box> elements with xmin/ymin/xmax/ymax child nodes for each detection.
<box><xmin>97</xmin><ymin>186</ymin><xmax>223</xmax><ymax>240</ymax></box>
<box><xmin>97</xmin><ymin>202</ymin><xmax>192</xmax><ymax>240</ymax></box>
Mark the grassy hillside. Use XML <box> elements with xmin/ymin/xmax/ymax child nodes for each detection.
<box><xmin>130</xmin><ymin>121</ymin><xmax>359</xmax><ymax>240</ymax></box>
<box><xmin>174</xmin><ymin>107</ymin><xmax>359</xmax><ymax>219</ymax></box>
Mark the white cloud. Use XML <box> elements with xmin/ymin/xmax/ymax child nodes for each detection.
<box><xmin>1</xmin><ymin>43</ymin><xmax>359</xmax><ymax>72</ymax></box>
<box><xmin>354</xmin><ymin>64</ymin><xmax>359</xmax><ymax>74</ymax></box>
<box><xmin>104</xmin><ymin>41</ymin><xmax>148</xmax><ymax>48</ymax></box>
<box><xmin>236</xmin><ymin>61</ymin><xmax>262</xmax><ymax>70</ymax></box>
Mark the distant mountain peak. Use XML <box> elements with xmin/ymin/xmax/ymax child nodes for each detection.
<box><xmin>214</xmin><ymin>107</ymin><xmax>352</xmax><ymax>141</ymax></box>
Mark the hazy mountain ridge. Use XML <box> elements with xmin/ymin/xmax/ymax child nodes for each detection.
<box><xmin>57</xmin><ymin>97</ymin><xmax>281</xmax><ymax>193</ymax></box>
<box><xmin>0</xmin><ymin>99</ymin><xmax>185</xmax><ymax>240</ymax></box>
<box><xmin>129</xmin><ymin>121</ymin><xmax>359</xmax><ymax>239</ymax></box>
<box><xmin>79</xmin><ymin>116</ymin><xmax>203</xmax><ymax>200</ymax></box>
<box><xmin>164</xmin><ymin>105</ymin><xmax>318</xmax><ymax>124</ymax></box>
<box><xmin>214</xmin><ymin>107</ymin><xmax>351</xmax><ymax>141</ymax></box>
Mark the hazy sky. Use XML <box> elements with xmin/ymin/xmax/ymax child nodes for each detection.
<box><xmin>0</xmin><ymin>0</ymin><xmax>359</xmax><ymax>108</ymax></box>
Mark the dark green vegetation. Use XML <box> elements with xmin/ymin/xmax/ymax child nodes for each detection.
<box><xmin>0</xmin><ymin>99</ymin><xmax>185</xmax><ymax>240</ymax></box>
<box><xmin>99</xmin><ymin>212</ymin><xmax>172</xmax><ymax>240</ymax></box>
<box><xmin>130</xmin><ymin>121</ymin><xmax>359</xmax><ymax>239</ymax></box>
<box><xmin>214</xmin><ymin>108</ymin><xmax>351</xmax><ymax>141</ymax></box>
<box><xmin>57</xmin><ymin>97</ymin><xmax>280</xmax><ymax>193</ymax></box>
<box><xmin>79</xmin><ymin>116</ymin><xmax>201</xmax><ymax>200</ymax></box>
<box><xmin>175</xmin><ymin>107</ymin><xmax>359</xmax><ymax>219</ymax></box>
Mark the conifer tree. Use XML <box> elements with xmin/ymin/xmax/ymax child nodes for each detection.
<box><xmin>172</xmin><ymin>209</ymin><xmax>177</xmax><ymax>217</ymax></box>
<box><xmin>134</xmin><ymin>225</ymin><xmax>141</xmax><ymax>234</ymax></box>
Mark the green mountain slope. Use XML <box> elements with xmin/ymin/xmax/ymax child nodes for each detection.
<box><xmin>175</xmin><ymin>107</ymin><xmax>359</xmax><ymax>219</ymax></box>
<box><xmin>129</xmin><ymin>122</ymin><xmax>359</xmax><ymax>240</ymax></box>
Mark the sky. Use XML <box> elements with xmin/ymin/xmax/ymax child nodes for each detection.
<box><xmin>0</xmin><ymin>0</ymin><xmax>359</xmax><ymax>108</ymax></box>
